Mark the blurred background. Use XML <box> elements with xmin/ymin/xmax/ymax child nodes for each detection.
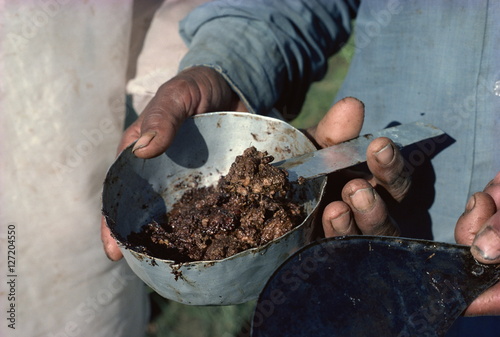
<box><xmin>146</xmin><ymin>38</ymin><xmax>355</xmax><ymax>337</ymax></box>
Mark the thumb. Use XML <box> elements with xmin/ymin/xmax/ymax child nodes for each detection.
<box><xmin>306</xmin><ymin>97</ymin><xmax>365</xmax><ymax>148</ymax></box>
<box><xmin>131</xmin><ymin>66</ymin><xmax>245</xmax><ymax>159</ymax></box>
<box><xmin>469</xmin><ymin>172</ymin><xmax>500</xmax><ymax>263</ymax></box>
<box><xmin>455</xmin><ymin>192</ymin><xmax>497</xmax><ymax>246</ymax></box>
<box><xmin>130</xmin><ymin>109</ymin><xmax>184</xmax><ymax>159</ymax></box>
<box><xmin>101</xmin><ymin>215</ymin><xmax>124</xmax><ymax>261</ymax></box>
<box><xmin>471</xmin><ymin>211</ymin><xmax>500</xmax><ymax>264</ymax></box>
<box><xmin>130</xmin><ymin>80</ymin><xmax>192</xmax><ymax>158</ymax></box>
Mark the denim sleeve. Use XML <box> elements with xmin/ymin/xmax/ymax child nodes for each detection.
<box><xmin>179</xmin><ymin>0</ymin><xmax>359</xmax><ymax>117</ymax></box>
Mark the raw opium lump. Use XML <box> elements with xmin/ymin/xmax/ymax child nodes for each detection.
<box><xmin>126</xmin><ymin>146</ymin><xmax>305</xmax><ymax>262</ymax></box>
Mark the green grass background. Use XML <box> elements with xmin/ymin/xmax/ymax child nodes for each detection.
<box><xmin>146</xmin><ymin>40</ymin><xmax>355</xmax><ymax>337</ymax></box>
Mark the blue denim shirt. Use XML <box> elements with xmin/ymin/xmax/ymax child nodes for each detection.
<box><xmin>179</xmin><ymin>0</ymin><xmax>499</xmax><ymax>244</ymax></box>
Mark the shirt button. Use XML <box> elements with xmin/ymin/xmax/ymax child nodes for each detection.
<box><xmin>495</xmin><ymin>80</ymin><xmax>500</xmax><ymax>96</ymax></box>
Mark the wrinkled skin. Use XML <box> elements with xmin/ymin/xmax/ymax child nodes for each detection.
<box><xmin>100</xmin><ymin>66</ymin><xmax>499</xmax><ymax>316</ymax></box>
<box><xmin>454</xmin><ymin>172</ymin><xmax>500</xmax><ymax>316</ymax></box>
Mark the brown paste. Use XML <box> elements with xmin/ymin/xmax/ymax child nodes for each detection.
<box><xmin>126</xmin><ymin>147</ymin><xmax>304</xmax><ymax>262</ymax></box>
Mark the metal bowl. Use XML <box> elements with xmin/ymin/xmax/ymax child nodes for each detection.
<box><xmin>102</xmin><ymin>112</ymin><xmax>327</xmax><ymax>305</ymax></box>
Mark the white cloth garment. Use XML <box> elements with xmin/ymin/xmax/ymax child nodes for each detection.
<box><xmin>0</xmin><ymin>1</ymin><xmax>208</xmax><ymax>336</ymax></box>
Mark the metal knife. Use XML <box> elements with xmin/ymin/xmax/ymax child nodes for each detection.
<box><xmin>273</xmin><ymin>122</ymin><xmax>445</xmax><ymax>181</ymax></box>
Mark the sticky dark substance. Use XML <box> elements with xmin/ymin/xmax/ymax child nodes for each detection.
<box><xmin>126</xmin><ymin>147</ymin><xmax>305</xmax><ymax>262</ymax></box>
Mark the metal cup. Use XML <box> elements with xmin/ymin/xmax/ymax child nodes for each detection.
<box><xmin>102</xmin><ymin>112</ymin><xmax>327</xmax><ymax>305</ymax></box>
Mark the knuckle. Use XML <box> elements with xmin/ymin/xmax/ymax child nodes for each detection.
<box><xmin>385</xmin><ymin>170</ymin><xmax>412</xmax><ymax>202</ymax></box>
<box><xmin>372</xmin><ymin>218</ymin><xmax>400</xmax><ymax>237</ymax></box>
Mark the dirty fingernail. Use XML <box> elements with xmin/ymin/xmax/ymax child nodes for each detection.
<box><xmin>350</xmin><ymin>187</ymin><xmax>375</xmax><ymax>212</ymax></box>
<box><xmin>472</xmin><ymin>226</ymin><xmax>500</xmax><ymax>261</ymax></box>
<box><xmin>330</xmin><ymin>210</ymin><xmax>351</xmax><ymax>234</ymax></box>
<box><xmin>132</xmin><ymin>131</ymin><xmax>156</xmax><ymax>153</ymax></box>
<box><xmin>375</xmin><ymin>143</ymin><xmax>395</xmax><ymax>165</ymax></box>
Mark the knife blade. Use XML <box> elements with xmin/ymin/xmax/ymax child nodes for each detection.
<box><xmin>273</xmin><ymin>122</ymin><xmax>445</xmax><ymax>181</ymax></box>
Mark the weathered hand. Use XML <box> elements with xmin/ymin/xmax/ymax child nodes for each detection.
<box><xmin>101</xmin><ymin>66</ymin><xmax>245</xmax><ymax>260</ymax></box>
<box><xmin>120</xmin><ymin>66</ymin><xmax>245</xmax><ymax>159</ymax></box>
<box><xmin>305</xmin><ymin>97</ymin><xmax>410</xmax><ymax>238</ymax></box>
<box><xmin>455</xmin><ymin>171</ymin><xmax>500</xmax><ymax>316</ymax></box>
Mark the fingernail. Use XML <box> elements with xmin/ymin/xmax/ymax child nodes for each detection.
<box><xmin>329</xmin><ymin>210</ymin><xmax>351</xmax><ymax>235</ymax></box>
<box><xmin>350</xmin><ymin>187</ymin><xmax>376</xmax><ymax>212</ymax></box>
<box><xmin>472</xmin><ymin>226</ymin><xmax>500</xmax><ymax>261</ymax></box>
<box><xmin>132</xmin><ymin>131</ymin><xmax>156</xmax><ymax>153</ymax></box>
<box><xmin>375</xmin><ymin>143</ymin><xmax>395</xmax><ymax>165</ymax></box>
<box><xmin>464</xmin><ymin>194</ymin><xmax>476</xmax><ymax>213</ymax></box>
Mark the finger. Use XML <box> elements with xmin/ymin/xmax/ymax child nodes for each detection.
<box><xmin>454</xmin><ymin>192</ymin><xmax>496</xmax><ymax>245</ymax></box>
<box><xmin>462</xmin><ymin>174</ymin><xmax>500</xmax><ymax>316</ymax></box>
<box><xmin>470</xmin><ymin>211</ymin><xmax>500</xmax><ymax>264</ymax></box>
<box><xmin>469</xmin><ymin>174</ymin><xmax>500</xmax><ymax>264</ymax></box>
<box><xmin>116</xmin><ymin>119</ymin><xmax>142</xmax><ymax>155</ymax></box>
<box><xmin>306</xmin><ymin>96</ymin><xmax>365</xmax><ymax>148</ymax></box>
<box><xmin>366</xmin><ymin>137</ymin><xmax>410</xmax><ymax>202</ymax></box>
<box><xmin>483</xmin><ymin>171</ymin><xmax>500</xmax><ymax>207</ymax></box>
<box><xmin>341</xmin><ymin>179</ymin><xmax>400</xmax><ymax>236</ymax></box>
<box><xmin>131</xmin><ymin>66</ymin><xmax>245</xmax><ymax>159</ymax></box>
<box><xmin>322</xmin><ymin>201</ymin><xmax>358</xmax><ymax>237</ymax></box>
<box><xmin>131</xmin><ymin>82</ymin><xmax>191</xmax><ymax>158</ymax></box>
<box><xmin>464</xmin><ymin>282</ymin><xmax>500</xmax><ymax>316</ymax></box>
<box><xmin>101</xmin><ymin>216</ymin><xmax>124</xmax><ymax>261</ymax></box>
